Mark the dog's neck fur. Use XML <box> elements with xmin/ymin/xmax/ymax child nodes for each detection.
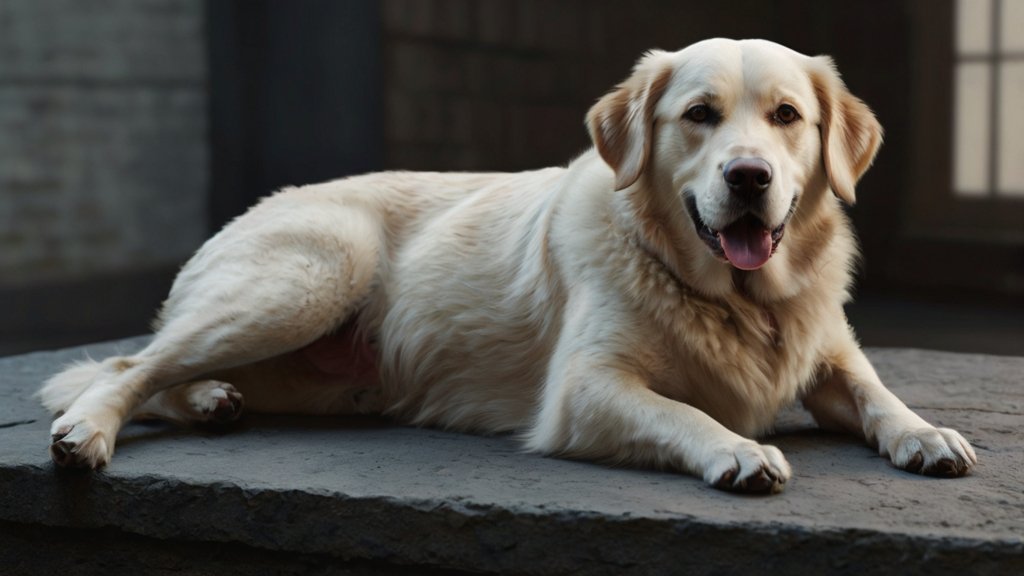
<box><xmin>607</xmin><ymin>167</ymin><xmax>853</xmax><ymax>352</ymax></box>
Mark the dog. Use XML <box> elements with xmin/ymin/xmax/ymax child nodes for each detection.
<box><xmin>40</xmin><ymin>38</ymin><xmax>976</xmax><ymax>493</ymax></box>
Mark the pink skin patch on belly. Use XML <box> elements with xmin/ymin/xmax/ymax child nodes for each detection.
<box><xmin>299</xmin><ymin>325</ymin><xmax>379</xmax><ymax>382</ymax></box>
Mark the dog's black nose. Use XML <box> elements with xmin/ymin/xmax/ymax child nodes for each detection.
<box><xmin>723</xmin><ymin>158</ymin><xmax>772</xmax><ymax>198</ymax></box>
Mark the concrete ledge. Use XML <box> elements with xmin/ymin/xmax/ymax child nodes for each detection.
<box><xmin>2</xmin><ymin>338</ymin><xmax>1022</xmax><ymax>574</ymax></box>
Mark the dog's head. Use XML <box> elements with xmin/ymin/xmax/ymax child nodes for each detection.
<box><xmin>587</xmin><ymin>39</ymin><xmax>882</xmax><ymax>287</ymax></box>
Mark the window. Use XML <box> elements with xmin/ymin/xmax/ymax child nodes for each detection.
<box><xmin>953</xmin><ymin>0</ymin><xmax>1024</xmax><ymax>198</ymax></box>
<box><xmin>906</xmin><ymin>0</ymin><xmax>1023</xmax><ymax>241</ymax></box>
<box><xmin>891</xmin><ymin>0</ymin><xmax>1024</xmax><ymax>297</ymax></box>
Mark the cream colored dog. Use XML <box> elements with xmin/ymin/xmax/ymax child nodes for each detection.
<box><xmin>41</xmin><ymin>38</ymin><xmax>976</xmax><ymax>493</ymax></box>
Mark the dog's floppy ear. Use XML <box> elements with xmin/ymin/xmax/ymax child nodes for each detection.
<box><xmin>809</xmin><ymin>56</ymin><xmax>884</xmax><ymax>205</ymax></box>
<box><xmin>586</xmin><ymin>51</ymin><xmax>674</xmax><ymax>191</ymax></box>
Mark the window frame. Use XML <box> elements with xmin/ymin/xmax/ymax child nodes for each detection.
<box><xmin>907</xmin><ymin>0</ymin><xmax>1024</xmax><ymax>243</ymax></box>
<box><xmin>883</xmin><ymin>0</ymin><xmax>1024</xmax><ymax>298</ymax></box>
<box><xmin>909</xmin><ymin>0</ymin><xmax>1019</xmax><ymax>238</ymax></box>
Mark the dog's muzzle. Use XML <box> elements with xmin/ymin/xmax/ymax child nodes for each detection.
<box><xmin>685</xmin><ymin>194</ymin><xmax>789</xmax><ymax>271</ymax></box>
<box><xmin>683</xmin><ymin>157</ymin><xmax>793</xmax><ymax>271</ymax></box>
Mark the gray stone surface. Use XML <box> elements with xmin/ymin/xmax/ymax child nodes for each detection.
<box><xmin>1</xmin><ymin>337</ymin><xmax>1022</xmax><ymax>574</ymax></box>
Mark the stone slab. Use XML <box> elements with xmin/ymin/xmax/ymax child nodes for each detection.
<box><xmin>1</xmin><ymin>337</ymin><xmax>1022</xmax><ymax>574</ymax></box>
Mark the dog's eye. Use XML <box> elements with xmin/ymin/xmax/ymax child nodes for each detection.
<box><xmin>684</xmin><ymin>104</ymin><xmax>718</xmax><ymax>125</ymax></box>
<box><xmin>773</xmin><ymin>104</ymin><xmax>800</xmax><ymax>126</ymax></box>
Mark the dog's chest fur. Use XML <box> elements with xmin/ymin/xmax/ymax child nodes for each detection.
<box><xmin>372</xmin><ymin>187</ymin><xmax>828</xmax><ymax>440</ymax></box>
<box><xmin>606</xmin><ymin>230</ymin><xmax>829</xmax><ymax>437</ymax></box>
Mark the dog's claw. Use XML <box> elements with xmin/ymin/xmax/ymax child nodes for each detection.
<box><xmin>714</xmin><ymin>469</ymin><xmax>737</xmax><ymax>490</ymax></box>
<box><xmin>211</xmin><ymin>394</ymin><xmax>243</xmax><ymax>423</ymax></box>
<box><xmin>923</xmin><ymin>458</ymin><xmax>965</xmax><ymax>478</ymax></box>
<box><xmin>50</xmin><ymin>441</ymin><xmax>73</xmax><ymax>467</ymax></box>
<box><xmin>51</xmin><ymin>424</ymin><xmax>73</xmax><ymax>443</ymax></box>
<box><xmin>715</xmin><ymin>466</ymin><xmax>784</xmax><ymax>494</ymax></box>
<box><xmin>708</xmin><ymin>442</ymin><xmax>790</xmax><ymax>495</ymax></box>
<box><xmin>905</xmin><ymin>452</ymin><xmax>924</xmax><ymax>473</ymax></box>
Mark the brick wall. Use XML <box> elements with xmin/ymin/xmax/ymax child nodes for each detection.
<box><xmin>0</xmin><ymin>0</ymin><xmax>207</xmax><ymax>287</ymax></box>
<box><xmin>0</xmin><ymin>0</ymin><xmax>925</xmax><ymax>354</ymax></box>
<box><xmin>0</xmin><ymin>0</ymin><xmax>907</xmax><ymax>287</ymax></box>
<box><xmin>378</xmin><ymin>0</ymin><xmax>833</xmax><ymax>173</ymax></box>
<box><xmin>377</xmin><ymin>0</ymin><xmax>922</xmax><ymax>297</ymax></box>
<box><xmin>382</xmin><ymin>0</ymin><xmax>627</xmax><ymax>172</ymax></box>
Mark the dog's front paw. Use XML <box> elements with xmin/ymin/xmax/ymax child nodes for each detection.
<box><xmin>49</xmin><ymin>415</ymin><xmax>116</xmax><ymax>469</ymax></box>
<box><xmin>703</xmin><ymin>441</ymin><xmax>791</xmax><ymax>494</ymax></box>
<box><xmin>886</xmin><ymin>426</ymin><xmax>977</xmax><ymax>477</ymax></box>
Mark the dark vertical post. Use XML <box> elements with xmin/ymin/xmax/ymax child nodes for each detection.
<box><xmin>988</xmin><ymin>0</ymin><xmax>1002</xmax><ymax>198</ymax></box>
<box><xmin>205</xmin><ymin>0</ymin><xmax>382</xmax><ymax>231</ymax></box>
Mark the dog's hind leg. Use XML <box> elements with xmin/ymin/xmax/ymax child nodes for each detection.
<box><xmin>132</xmin><ymin>326</ymin><xmax>385</xmax><ymax>425</ymax></box>
<box><xmin>42</xmin><ymin>194</ymin><xmax>385</xmax><ymax>468</ymax></box>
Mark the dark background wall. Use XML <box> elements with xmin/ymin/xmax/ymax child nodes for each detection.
<box><xmin>1</xmin><ymin>0</ymin><xmax>1021</xmax><ymax>356</ymax></box>
<box><xmin>206</xmin><ymin>0</ymin><xmax>382</xmax><ymax>230</ymax></box>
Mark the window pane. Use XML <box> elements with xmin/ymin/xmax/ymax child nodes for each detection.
<box><xmin>1002</xmin><ymin>0</ymin><xmax>1024</xmax><ymax>52</ymax></box>
<box><xmin>954</xmin><ymin>62</ymin><xmax>992</xmax><ymax>196</ymax></box>
<box><xmin>998</xmin><ymin>61</ymin><xmax>1024</xmax><ymax>196</ymax></box>
<box><xmin>957</xmin><ymin>0</ymin><xmax>993</xmax><ymax>54</ymax></box>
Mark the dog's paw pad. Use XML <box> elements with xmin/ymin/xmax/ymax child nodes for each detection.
<box><xmin>187</xmin><ymin>381</ymin><xmax>244</xmax><ymax>423</ymax></box>
<box><xmin>210</xmin><ymin>392</ymin><xmax>243</xmax><ymax>422</ymax></box>
<box><xmin>49</xmin><ymin>439</ymin><xmax>74</xmax><ymax>467</ymax></box>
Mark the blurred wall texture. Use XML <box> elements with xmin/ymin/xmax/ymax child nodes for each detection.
<box><xmin>0</xmin><ymin>0</ymin><xmax>208</xmax><ymax>285</ymax></box>
<box><xmin>1</xmin><ymin>0</ymin><xmax>1021</xmax><ymax>355</ymax></box>
<box><xmin>0</xmin><ymin>0</ymin><xmax>208</xmax><ymax>353</ymax></box>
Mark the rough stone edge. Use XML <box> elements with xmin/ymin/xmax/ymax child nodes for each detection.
<box><xmin>6</xmin><ymin>340</ymin><xmax>1024</xmax><ymax>574</ymax></box>
<box><xmin>0</xmin><ymin>519</ymin><xmax>468</xmax><ymax>576</ymax></box>
<box><xmin>2</xmin><ymin>465</ymin><xmax>1021</xmax><ymax>575</ymax></box>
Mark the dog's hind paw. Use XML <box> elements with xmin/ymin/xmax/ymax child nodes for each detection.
<box><xmin>137</xmin><ymin>380</ymin><xmax>245</xmax><ymax>425</ymax></box>
<box><xmin>185</xmin><ymin>380</ymin><xmax>244</xmax><ymax>423</ymax></box>
<box><xmin>49</xmin><ymin>417</ymin><xmax>115</xmax><ymax>469</ymax></box>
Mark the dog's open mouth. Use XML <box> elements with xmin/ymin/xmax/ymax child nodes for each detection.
<box><xmin>685</xmin><ymin>196</ymin><xmax>786</xmax><ymax>271</ymax></box>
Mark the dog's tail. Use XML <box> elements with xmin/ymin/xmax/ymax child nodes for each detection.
<box><xmin>38</xmin><ymin>357</ymin><xmax>108</xmax><ymax>414</ymax></box>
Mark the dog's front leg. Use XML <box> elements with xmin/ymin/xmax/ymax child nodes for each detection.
<box><xmin>802</xmin><ymin>342</ymin><xmax>977</xmax><ymax>477</ymax></box>
<box><xmin>526</xmin><ymin>359</ymin><xmax>791</xmax><ymax>494</ymax></box>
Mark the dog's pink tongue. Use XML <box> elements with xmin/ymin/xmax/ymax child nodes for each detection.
<box><xmin>719</xmin><ymin>218</ymin><xmax>773</xmax><ymax>270</ymax></box>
